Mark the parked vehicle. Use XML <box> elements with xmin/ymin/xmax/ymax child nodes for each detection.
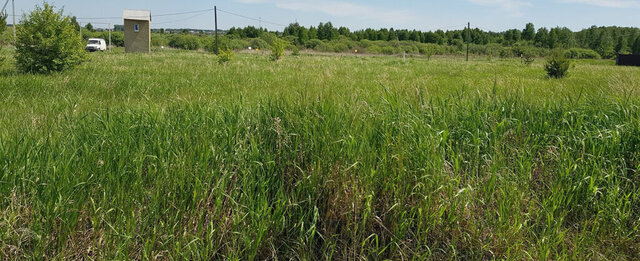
<box><xmin>85</xmin><ymin>38</ymin><xmax>107</xmax><ymax>52</ymax></box>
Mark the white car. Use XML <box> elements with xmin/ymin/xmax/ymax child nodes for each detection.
<box><xmin>85</xmin><ymin>38</ymin><xmax>107</xmax><ymax>52</ymax></box>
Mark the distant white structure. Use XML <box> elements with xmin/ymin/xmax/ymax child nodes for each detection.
<box><xmin>123</xmin><ymin>10</ymin><xmax>151</xmax><ymax>53</ymax></box>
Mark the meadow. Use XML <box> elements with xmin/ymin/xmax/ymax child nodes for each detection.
<box><xmin>1</xmin><ymin>49</ymin><xmax>640</xmax><ymax>259</ymax></box>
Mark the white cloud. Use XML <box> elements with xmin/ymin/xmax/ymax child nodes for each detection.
<box><xmin>467</xmin><ymin>0</ymin><xmax>532</xmax><ymax>15</ymax></box>
<box><xmin>560</xmin><ymin>0</ymin><xmax>640</xmax><ymax>8</ymax></box>
<box><xmin>234</xmin><ymin>0</ymin><xmax>418</xmax><ymax>25</ymax></box>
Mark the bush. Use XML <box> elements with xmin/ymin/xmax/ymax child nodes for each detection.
<box><xmin>313</xmin><ymin>42</ymin><xmax>331</xmax><ymax>53</ymax></box>
<box><xmin>259</xmin><ymin>32</ymin><xmax>279</xmax><ymax>46</ymax></box>
<box><xmin>217</xmin><ymin>49</ymin><xmax>234</xmax><ymax>64</ymax></box>
<box><xmin>15</xmin><ymin>3</ymin><xmax>85</xmax><ymax>73</ymax></box>
<box><xmin>291</xmin><ymin>45</ymin><xmax>300</xmax><ymax>56</ymax></box>
<box><xmin>521</xmin><ymin>55</ymin><xmax>535</xmax><ymax>66</ymax></box>
<box><xmin>169</xmin><ymin>34</ymin><xmax>201</xmax><ymax>50</ymax></box>
<box><xmin>366</xmin><ymin>45</ymin><xmax>382</xmax><ymax>54</ymax></box>
<box><xmin>151</xmin><ymin>33</ymin><xmax>170</xmax><ymax>47</ymax></box>
<box><xmin>304</xmin><ymin>39</ymin><xmax>324</xmax><ymax>49</ymax></box>
<box><xmin>331</xmin><ymin>42</ymin><xmax>350</xmax><ymax>53</ymax></box>
<box><xmin>108</xmin><ymin>31</ymin><xmax>124</xmax><ymax>47</ymax></box>
<box><xmin>381</xmin><ymin>46</ymin><xmax>397</xmax><ymax>55</ymax></box>
<box><xmin>249</xmin><ymin>38</ymin><xmax>269</xmax><ymax>50</ymax></box>
<box><xmin>544</xmin><ymin>51</ymin><xmax>571</xmax><ymax>79</ymax></box>
<box><xmin>270</xmin><ymin>39</ymin><xmax>285</xmax><ymax>61</ymax></box>
<box><xmin>565</xmin><ymin>48</ymin><xmax>601</xmax><ymax>59</ymax></box>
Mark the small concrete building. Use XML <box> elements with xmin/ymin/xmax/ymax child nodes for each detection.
<box><xmin>123</xmin><ymin>10</ymin><xmax>151</xmax><ymax>53</ymax></box>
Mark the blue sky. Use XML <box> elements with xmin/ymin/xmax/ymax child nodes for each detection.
<box><xmin>7</xmin><ymin>0</ymin><xmax>640</xmax><ymax>31</ymax></box>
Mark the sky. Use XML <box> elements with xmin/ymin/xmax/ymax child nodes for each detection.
<box><xmin>5</xmin><ymin>0</ymin><xmax>640</xmax><ymax>32</ymax></box>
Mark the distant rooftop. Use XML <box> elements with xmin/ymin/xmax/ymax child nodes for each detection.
<box><xmin>123</xmin><ymin>10</ymin><xmax>151</xmax><ymax>21</ymax></box>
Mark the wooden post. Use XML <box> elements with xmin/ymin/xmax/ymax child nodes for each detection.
<box><xmin>466</xmin><ymin>22</ymin><xmax>470</xmax><ymax>62</ymax></box>
<box><xmin>12</xmin><ymin>0</ymin><xmax>16</xmax><ymax>44</ymax></box>
<box><xmin>214</xmin><ymin>6</ymin><xmax>219</xmax><ymax>54</ymax></box>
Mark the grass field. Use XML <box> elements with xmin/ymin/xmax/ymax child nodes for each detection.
<box><xmin>1</xmin><ymin>49</ymin><xmax>640</xmax><ymax>259</ymax></box>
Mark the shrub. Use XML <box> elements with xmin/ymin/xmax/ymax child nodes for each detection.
<box><xmin>521</xmin><ymin>55</ymin><xmax>535</xmax><ymax>66</ymax></box>
<box><xmin>259</xmin><ymin>32</ymin><xmax>279</xmax><ymax>46</ymax></box>
<box><xmin>151</xmin><ymin>33</ymin><xmax>170</xmax><ymax>47</ymax></box>
<box><xmin>565</xmin><ymin>48</ymin><xmax>601</xmax><ymax>59</ymax></box>
<box><xmin>499</xmin><ymin>48</ymin><xmax>513</xmax><ymax>58</ymax></box>
<box><xmin>366</xmin><ymin>45</ymin><xmax>382</xmax><ymax>54</ymax></box>
<box><xmin>169</xmin><ymin>34</ymin><xmax>201</xmax><ymax>50</ymax></box>
<box><xmin>313</xmin><ymin>42</ymin><xmax>331</xmax><ymax>53</ymax></box>
<box><xmin>15</xmin><ymin>3</ymin><xmax>85</xmax><ymax>73</ymax></box>
<box><xmin>381</xmin><ymin>46</ymin><xmax>397</xmax><ymax>55</ymax></box>
<box><xmin>108</xmin><ymin>31</ymin><xmax>124</xmax><ymax>47</ymax></box>
<box><xmin>217</xmin><ymin>49</ymin><xmax>234</xmax><ymax>64</ymax></box>
<box><xmin>229</xmin><ymin>39</ymin><xmax>249</xmax><ymax>50</ymax></box>
<box><xmin>304</xmin><ymin>39</ymin><xmax>324</xmax><ymax>49</ymax></box>
<box><xmin>544</xmin><ymin>51</ymin><xmax>571</xmax><ymax>79</ymax></box>
<box><xmin>331</xmin><ymin>42</ymin><xmax>350</xmax><ymax>53</ymax></box>
<box><xmin>270</xmin><ymin>39</ymin><xmax>285</xmax><ymax>61</ymax></box>
<box><xmin>249</xmin><ymin>38</ymin><xmax>269</xmax><ymax>50</ymax></box>
<box><xmin>291</xmin><ymin>45</ymin><xmax>300</xmax><ymax>56</ymax></box>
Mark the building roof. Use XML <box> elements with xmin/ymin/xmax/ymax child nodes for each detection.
<box><xmin>123</xmin><ymin>10</ymin><xmax>151</xmax><ymax>21</ymax></box>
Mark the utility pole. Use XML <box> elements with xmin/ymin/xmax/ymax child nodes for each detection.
<box><xmin>108</xmin><ymin>23</ymin><xmax>112</xmax><ymax>51</ymax></box>
<box><xmin>12</xmin><ymin>0</ymin><xmax>15</xmax><ymax>44</ymax></box>
<box><xmin>466</xmin><ymin>22</ymin><xmax>470</xmax><ymax>62</ymax></box>
<box><xmin>214</xmin><ymin>6</ymin><xmax>218</xmax><ymax>54</ymax></box>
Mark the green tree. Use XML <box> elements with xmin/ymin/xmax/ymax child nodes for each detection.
<box><xmin>534</xmin><ymin>28</ymin><xmax>549</xmax><ymax>47</ymax></box>
<box><xmin>632</xmin><ymin>36</ymin><xmax>640</xmax><ymax>54</ymax></box>
<box><xmin>615</xmin><ymin>35</ymin><xmax>628</xmax><ymax>54</ymax></box>
<box><xmin>84</xmin><ymin>22</ymin><xmax>94</xmax><ymax>32</ymax></box>
<box><xmin>15</xmin><ymin>2</ymin><xmax>85</xmax><ymax>73</ymax></box>
<box><xmin>522</xmin><ymin>23</ymin><xmax>535</xmax><ymax>41</ymax></box>
<box><xmin>594</xmin><ymin>31</ymin><xmax>614</xmax><ymax>58</ymax></box>
<box><xmin>70</xmin><ymin>16</ymin><xmax>80</xmax><ymax>31</ymax></box>
<box><xmin>270</xmin><ymin>39</ymin><xmax>285</xmax><ymax>61</ymax></box>
<box><xmin>544</xmin><ymin>50</ymin><xmax>571</xmax><ymax>78</ymax></box>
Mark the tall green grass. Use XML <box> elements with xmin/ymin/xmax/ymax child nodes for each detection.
<box><xmin>1</xmin><ymin>50</ymin><xmax>639</xmax><ymax>259</ymax></box>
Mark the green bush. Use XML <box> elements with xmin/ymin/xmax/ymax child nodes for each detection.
<box><xmin>291</xmin><ymin>45</ymin><xmax>300</xmax><ymax>56</ymax></box>
<box><xmin>249</xmin><ymin>38</ymin><xmax>269</xmax><ymax>50</ymax></box>
<box><xmin>259</xmin><ymin>32</ymin><xmax>279</xmax><ymax>46</ymax></box>
<box><xmin>366</xmin><ymin>45</ymin><xmax>382</xmax><ymax>54</ymax></box>
<box><xmin>304</xmin><ymin>39</ymin><xmax>324</xmax><ymax>49</ymax></box>
<box><xmin>521</xmin><ymin>55</ymin><xmax>535</xmax><ymax>66</ymax></box>
<box><xmin>381</xmin><ymin>46</ymin><xmax>397</xmax><ymax>55</ymax></box>
<box><xmin>169</xmin><ymin>34</ymin><xmax>201</xmax><ymax>50</ymax></box>
<box><xmin>270</xmin><ymin>39</ymin><xmax>285</xmax><ymax>61</ymax></box>
<box><xmin>229</xmin><ymin>39</ymin><xmax>249</xmax><ymax>50</ymax></box>
<box><xmin>565</xmin><ymin>48</ymin><xmax>601</xmax><ymax>59</ymax></box>
<box><xmin>313</xmin><ymin>42</ymin><xmax>331</xmax><ymax>53</ymax></box>
<box><xmin>15</xmin><ymin>3</ymin><xmax>85</xmax><ymax>73</ymax></box>
<box><xmin>108</xmin><ymin>31</ymin><xmax>124</xmax><ymax>47</ymax></box>
<box><xmin>331</xmin><ymin>42</ymin><xmax>350</xmax><ymax>53</ymax></box>
<box><xmin>217</xmin><ymin>49</ymin><xmax>234</xmax><ymax>64</ymax></box>
<box><xmin>151</xmin><ymin>33</ymin><xmax>170</xmax><ymax>47</ymax></box>
<box><xmin>544</xmin><ymin>51</ymin><xmax>571</xmax><ymax>79</ymax></box>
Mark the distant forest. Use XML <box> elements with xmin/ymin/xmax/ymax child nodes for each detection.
<box><xmin>225</xmin><ymin>22</ymin><xmax>640</xmax><ymax>58</ymax></box>
<box><xmin>74</xmin><ymin>21</ymin><xmax>640</xmax><ymax>58</ymax></box>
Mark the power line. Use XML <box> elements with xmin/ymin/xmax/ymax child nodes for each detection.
<box><xmin>76</xmin><ymin>8</ymin><xmax>214</xmax><ymax>20</ymax></box>
<box><xmin>216</xmin><ymin>8</ymin><xmax>287</xmax><ymax>27</ymax></box>
<box><xmin>152</xmin><ymin>12</ymin><xmax>210</xmax><ymax>25</ymax></box>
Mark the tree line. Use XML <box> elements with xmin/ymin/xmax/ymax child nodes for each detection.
<box><xmin>225</xmin><ymin>22</ymin><xmax>640</xmax><ymax>58</ymax></box>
